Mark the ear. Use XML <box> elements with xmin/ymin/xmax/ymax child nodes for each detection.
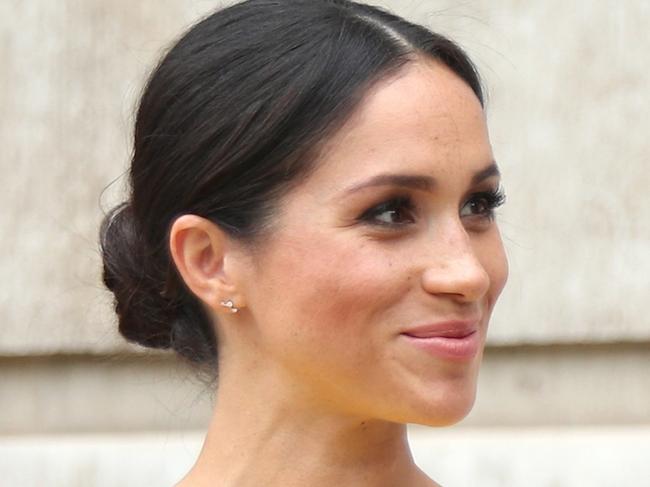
<box><xmin>169</xmin><ymin>214</ymin><xmax>246</xmax><ymax>314</ymax></box>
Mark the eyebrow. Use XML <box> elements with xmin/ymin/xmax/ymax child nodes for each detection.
<box><xmin>341</xmin><ymin>162</ymin><xmax>500</xmax><ymax>196</ymax></box>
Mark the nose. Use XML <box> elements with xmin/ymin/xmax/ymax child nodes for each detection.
<box><xmin>420</xmin><ymin>222</ymin><xmax>490</xmax><ymax>304</ymax></box>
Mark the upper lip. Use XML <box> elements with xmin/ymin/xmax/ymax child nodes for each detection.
<box><xmin>401</xmin><ymin>320</ymin><xmax>479</xmax><ymax>339</ymax></box>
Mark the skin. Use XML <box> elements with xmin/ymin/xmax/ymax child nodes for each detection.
<box><xmin>171</xmin><ymin>57</ymin><xmax>508</xmax><ymax>487</ymax></box>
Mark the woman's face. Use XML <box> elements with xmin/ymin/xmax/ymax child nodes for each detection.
<box><xmin>236</xmin><ymin>59</ymin><xmax>508</xmax><ymax>426</ymax></box>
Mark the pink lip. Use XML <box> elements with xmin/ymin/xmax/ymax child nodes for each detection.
<box><xmin>402</xmin><ymin>320</ymin><xmax>479</xmax><ymax>339</ymax></box>
<box><xmin>400</xmin><ymin>320</ymin><xmax>481</xmax><ymax>360</ymax></box>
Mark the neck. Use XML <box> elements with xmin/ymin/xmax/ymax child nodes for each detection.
<box><xmin>177</xmin><ymin>362</ymin><xmax>436</xmax><ymax>487</ymax></box>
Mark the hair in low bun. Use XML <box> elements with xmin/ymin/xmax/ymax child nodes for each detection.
<box><xmin>100</xmin><ymin>203</ymin><xmax>217</xmax><ymax>369</ymax></box>
<box><xmin>99</xmin><ymin>0</ymin><xmax>483</xmax><ymax>375</ymax></box>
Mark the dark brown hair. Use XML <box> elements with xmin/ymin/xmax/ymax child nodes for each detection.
<box><xmin>100</xmin><ymin>0</ymin><xmax>483</xmax><ymax>376</ymax></box>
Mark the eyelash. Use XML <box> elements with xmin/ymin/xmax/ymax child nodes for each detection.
<box><xmin>463</xmin><ymin>187</ymin><xmax>507</xmax><ymax>220</ymax></box>
<box><xmin>358</xmin><ymin>195</ymin><xmax>417</xmax><ymax>227</ymax></box>
<box><xmin>358</xmin><ymin>187</ymin><xmax>506</xmax><ymax>228</ymax></box>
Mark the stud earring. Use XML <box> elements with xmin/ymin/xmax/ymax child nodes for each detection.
<box><xmin>219</xmin><ymin>299</ymin><xmax>239</xmax><ymax>313</ymax></box>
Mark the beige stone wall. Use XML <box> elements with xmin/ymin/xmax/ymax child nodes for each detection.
<box><xmin>2</xmin><ymin>1</ymin><xmax>649</xmax><ymax>485</ymax></box>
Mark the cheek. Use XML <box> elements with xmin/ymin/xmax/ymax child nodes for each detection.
<box><xmin>480</xmin><ymin>230</ymin><xmax>509</xmax><ymax>311</ymax></box>
<box><xmin>257</xmin><ymin>231</ymin><xmax>403</xmax><ymax>351</ymax></box>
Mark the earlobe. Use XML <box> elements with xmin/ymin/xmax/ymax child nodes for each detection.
<box><xmin>169</xmin><ymin>215</ymin><xmax>244</xmax><ymax>313</ymax></box>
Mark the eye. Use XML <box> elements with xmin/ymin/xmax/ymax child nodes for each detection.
<box><xmin>460</xmin><ymin>187</ymin><xmax>506</xmax><ymax>220</ymax></box>
<box><xmin>358</xmin><ymin>195</ymin><xmax>416</xmax><ymax>227</ymax></box>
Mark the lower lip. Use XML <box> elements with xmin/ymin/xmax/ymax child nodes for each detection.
<box><xmin>400</xmin><ymin>331</ymin><xmax>480</xmax><ymax>360</ymax></box>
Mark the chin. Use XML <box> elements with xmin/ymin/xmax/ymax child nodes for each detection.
<box><xmin>403</xmin><ymin>383</ymin><xmax>478</xmax><ymax>428</ymax></box>
<box><xmin>414</xmin><ymin>404</ymin><xmax>475</xmax><ymax>428</ymax></box>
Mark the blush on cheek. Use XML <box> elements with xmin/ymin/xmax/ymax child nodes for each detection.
<box><xmin>473</xmin><ymin>229</ymin><xmax>508</xmax><ymax>308</ymax></box>
<box><xmin>279</xmin><ymin>236</ymin><xmax>398</xmax><ymax>339</ymax></box>
<box><xmin>484</xmin><ymin>248</ymin><xmax>508</xmax><ymax>315</ymax></box>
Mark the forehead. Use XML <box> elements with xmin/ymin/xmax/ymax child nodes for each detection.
<box><xmin>307</xmin><ymin>59</ymin><xmax>492</xmax><ymax>189</ymax></box>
